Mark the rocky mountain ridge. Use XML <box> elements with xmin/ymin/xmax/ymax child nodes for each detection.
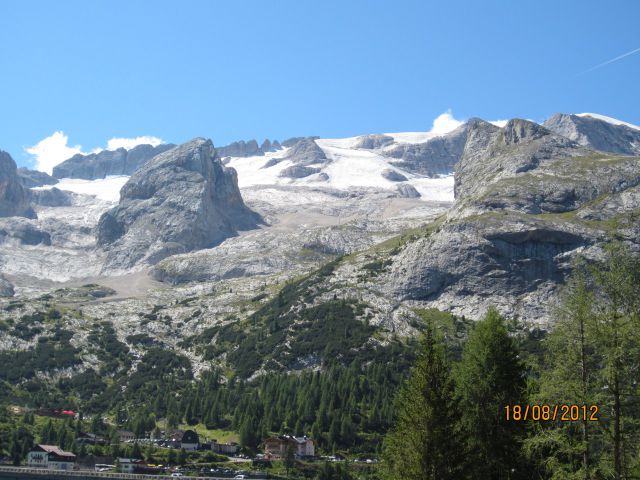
<box><xmin>379</xmin><ymin>118</ymin><xmax>640</xmax><ymax>320</ymax></box>
<box><xmin>0</xmin><ymin>111</ymin><xmax>639</xmax><ymax>383</ymax></box>
<box><xmin>52</xmin><ymin>143</ymin><xmax>176</xmax><ymax>180</ymax></box>
<box><xmin>97</xmin><ymin>138</ymin><xmax>262</xmax><ymax>271</ymax></box>
<box><xmin>544</xmin><ymin>113</ymin><xmax>640</xmax><ymax>156</ymax></box>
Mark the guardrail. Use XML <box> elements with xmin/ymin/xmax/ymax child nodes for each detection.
<box><xmin>0</xmin><ymin>466</ymin><xmax>271</xmax><ymax>480</ymax></box>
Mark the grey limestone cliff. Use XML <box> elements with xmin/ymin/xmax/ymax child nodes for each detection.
<box><xmin>30</xmin><ymin>187</ymin><xmax>74</xmax><ymax>207</ymax></box>
<box><xmin>17</xmin><ymin>168</ymin><xmax>58</xmax><ymax>188</ymax></box>
<box><xmin>384</xmin><ymin>123</ymin><xmax>468</xmax><ymax>176</ymax></box>
<box><xmin>382</xmin><ymin>118</ymin><xmax>640</xmax><ymax>321</ymax></box>
<box><xmin>0</xmin><ymin>151</ymin><xmax>36</xmax><ymax>219</ymax></box>
<box><xmin>97</xmin><ymin>138</ymin><xmax>261</xmax><ymax>271</ymax></box>
<box><xmin>52</xmin><ymin>143</ymin><xmax>176</xmax><ymax>180</ymax></box>
<box><xmin>354</xmin><ymin>134</ymin><xmax>395</xmax><ymax>150</ymax></box>
<box><xmin>216</xmin><ymin>138</ymin><xmax>282</xmax><ymax>158</ymax></box>
<box><xmin>544</xmin><ymin>113</ymin><xmax>640</xmax><ymax>156</ymax></box>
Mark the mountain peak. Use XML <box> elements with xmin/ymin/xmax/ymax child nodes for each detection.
<box><xmin>501</xmin><ymin>119</ymin><xmax>550</xmax><ymax>145</ymax></box>
<box><xmin>544</xmin><ymin>113</ymin><xmax>640</xmax><ymax>155</ymax></box>
<box><xmin>97</xmin><ymin>137</ymin><xmax>261</xmax><ymax>271</ymax></box>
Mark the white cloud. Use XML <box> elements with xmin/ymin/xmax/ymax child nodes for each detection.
<box><xmin>429</xmin><ymin>110</ymin><xmax>464</xmax><ymax>135</ymax></box>
<box><xmin>26</xmin><ymin>131</ymin><xmax>85</xmax><ymax>175</ymax></box>
<box><xmin>107</xmin><ymin>136</ymin><xmax>163</xmax><ymax>150</ymax></box>
<box><xmin>429</xmin><ymin>111</ymin><xmax>513</xmax><ymax>132</ymax></box>
<box><xmin>26</xmin><ymin>133</ymin><xmax>165</xmax><ymax>174</ymax></box>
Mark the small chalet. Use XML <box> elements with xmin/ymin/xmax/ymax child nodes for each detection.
<box><xmin>27</xmin><ymin>445</ymin><xmax>76</xmax><ymax>470</ymax></box>
<box><xmin>118</xmin><ymin>430</ymin><xmax>136</xmax><ymax>443</ymax></box>
<box><xmin>212</xmin><ymin>441</ymin><xmax>240</xmax><ymax>455</ymax></box>
<box><xmin>264</xmin><ymin>436</ymin><xmax>315</xmax><ymax>459</ymax></box>
<box><xmin>181</xmin><ymin>429</ymin><xmax>199</xmax><ymax>451</ymax></box>
<box><xmin>117</xmin><ymin>458</ymin><xmax>146</xmax><ymax>473</ymax></box>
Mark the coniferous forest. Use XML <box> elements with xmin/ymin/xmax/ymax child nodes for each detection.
<box><xmin>1</xmin><ymin>243</ymin><xmax>640</xmax><ymax>480</ymax></box>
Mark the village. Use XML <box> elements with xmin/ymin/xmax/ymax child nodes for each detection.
<box><xmin>20</xmin><ymin>430</ymin><xmax>322</xmax><ymax>477</ymax></box>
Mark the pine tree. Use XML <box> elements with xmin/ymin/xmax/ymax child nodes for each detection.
<box><xmin>455</xmin><ymin>307</ymin><xmax>527</xmax><ymax>479</ymax></box>
<box><xmin>381</xmin><ymin>326</ymin><xmax>466</xmax><ymax>480</ymax></box>
<box><xmin>590</xmin><ymin>243</ymin><xmax>640</xmax><ymax>479</ymax></box>
<box><xmin>527</xmin><ymin>263</ymin><xmax>600</xmax><ymax>479</ymax></box>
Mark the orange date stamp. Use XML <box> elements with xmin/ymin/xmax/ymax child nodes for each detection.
<box><xmin>505</xmin><ymin>404</ymin><xmax>599</xmax><ymax>422</ymax></box>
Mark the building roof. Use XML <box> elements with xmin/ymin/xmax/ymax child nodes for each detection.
<box><xmin>265</xmin><ymin>435</ymin><xmax>315</xmax><ymax>445</ymax></box>
<box><xmin>182</xmin><ymin>429</ymin><xmax>199</xmax><ymax>443</ymax></box>
<box><xmin>35</xmin><ymin>445</ymin><xmax>76</xmax><ymax>458</ymax></box>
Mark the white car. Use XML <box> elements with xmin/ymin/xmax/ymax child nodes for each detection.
<box><xmin>233</xmin><ymin>475</ymin><xmax>247</xmax><ymax>479</ymax></box>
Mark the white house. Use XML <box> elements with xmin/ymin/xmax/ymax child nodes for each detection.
<box><xmin>117</xmin><ymin>458</ymin><xmax>146</xmax><ymax>473</ymax></box>
<box><xmin>264</xmin><ymin>436</ymin><xmax>315</xmax><ymax>459</ymax></box>
<box><xmin>27</xmin><ymin>445</ymin><xmax>76</xmax><ymax>470</ymax></box>
<box><xmin>212</xmin><ymin>441</ymin><xmax>240</xmax><ymax>455</ymax></box>
<box><xmin>180</xmin><ymin>429</ymin><xmax>200</xmax><ymax>451</ymax></box>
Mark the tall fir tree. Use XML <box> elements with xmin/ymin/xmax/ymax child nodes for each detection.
<box><xmin>455</xmin><ymin>307</ymin><xmax>527</xmax><ymax>479</ymax></box>
<box><xmin>381</xmin><ymin>326</ymin><xmax>466</xmax><ymax>480</ymax></box>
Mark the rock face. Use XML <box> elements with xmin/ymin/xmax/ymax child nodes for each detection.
<box><xmin>381</xmin><ymin>169</ymin><xmax>408</xmax><ymax>182</ymax></box>
<box><xmin>30</xmin><ymin>187</ymin><xmax>74</xmax><ymax>207</ymax></box>
<box><xmin>97</xmin><ymin>138</ymin><xmax>261</xmax><ymax>270</ymax></box>
<box><xmin>216</xmin><ymin>139</ymin><xmax>262</xmax><ymax>157</ymax></box>
<box><xmin>0</xmin><ymin>151</ymin><xmax>36</xmax><ymax>219</ymax></box>
<box><xmin>279</xmin><ymin>165</ymin><xmax>321</xmax><ymax>178</ymax></box>
<box><xmin>17</xmin><ymin>168</ymin><xmax>58</xmax><ymax>188</ymax></box>
<box><xmin>216</xmin><ymin>138</ymin><xmax>282</xmax><ymax>158</ymax></box>
<box><xmin>396</xmin><ymin>183</ymin><xmax>421</xmax><ymax>198</ymax></box>
<box><xmin>281</xmin><ymin>138</ymin><xmax>327</xmax><ymax>165</ymax></box>
<box><xmin>273</xmin><ymin>138</ymin><xmax>329</xmax><ymax>179</ymax></box>
<box><xmin>52</xmin><ymin>144</ymin><xmax>176</xmax><ymax>180</ymax></box>
<box><xmin>0</xmin><ymin>274</ymin><xmax>14</xmax><ymax>297</ymax></box>
<box><xmin>544</xmin><ymin>113</ymin><xmax>640</xmax><ymax>156</ymax></box>
<box><xmin>384</xmin><ymin>123</ymin><xmax>468</xmax><ymax>176</ymax></box>
<box><xmin>0</xmin><ymin>217</ymin><xmax>51</xmax><ymax>245</ymax></box>
<box><xmin>354</xmin><ymin>134</ymin><xmax>395</xmax><ymax>150</ymax></box>
<box><xmin>383</xmin><ymin>118</ymin><xmax>640</xmax><ymax>322</ymax></box>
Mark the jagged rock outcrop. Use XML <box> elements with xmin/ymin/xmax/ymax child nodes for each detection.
<box><xmin>396</xmin><ymin>183</ymin><xmax>421</xmax><ymax>198</ymax></box>
<box><xmin>383</xmin><ymin>118</ymin><xmax>640</xmax><ymax>322</ymax></box>
<box><xmin>30</xmin><ymin>187</ymin><xmax>74</xmax><ymax>207</ymax></box>
<box><xmin>17</xmin><ymin>168</ymin><xmax>58</xmax><ymax>188</ymax></box>
<box><xmin>216</xmin><ymin>139</ymin><xmax>262</xmax><ymax>157</ymax></box>
<box><xmin>97</xmin><ymin>138</ymin><xmax>261</xmax><ymax>270</ymax></box>
<box><xmin>273</xmin><ymin>138</ymin><xmax>329</xmax><ymax>179</ymax></box>
<box><xmin>354</xmin><ymin>134</ymin><xmax>394</xmax><ymax>150</ymax></box>
<box><xmin>52</xmin><ymin>143</ymin><xmax>175</xmax><ymax>180</ymax></box>
<box><xmin>0</xmin><ymin>217</ymin><xmax>51</xmax><ymax>245</ymax></box>
<box><xmin>381</xmin><ymin>169</ymin><xmax>408</xmax><ymax>182</ymax></box>
<box><xmin>454</xmin><ymin>119</ymin><xmax>638</xmax><ymax>214</ymax></box>
<box><xmin>282</xmin><ymin>136</ymin><xmax>316</xmax><ymax>148</ymax></box>
<box><xmin>0</xmin><ymin>274</ymin><xmax>14</xmax><ymax>297</ymax></box>
<box><xmin>384</xmin><ymin>123</ymin><xmax>468</xmax><ymax>176</ymax></box>
<box><xmin>280</xmin><ymin>138</ymin><xmax>327</xmax><ymax>166</ymax></box>
<box><xmin>216</xmin><ymin>138</ymin><xmax>283</xmax><ymax>158</ymax></box>
<box><xmin>544</xmin><ymin>113</ymin><xmax>640</xmax><ymax>155</ymax></box>
<box><xmin>0</xmin><ymin>151</ymin><xmax>36</xmax><ymax>219</ymax></box>
<box><xmin>279</xmin><ymin>165</ymin><xmax>321</xmax><ymax>178</ymax></box>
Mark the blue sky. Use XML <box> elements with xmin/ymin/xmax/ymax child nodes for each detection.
<box><xmin>1</xmin><ymin>0</ymin><xmax>639</xmax><ymax>172</ymax></box>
